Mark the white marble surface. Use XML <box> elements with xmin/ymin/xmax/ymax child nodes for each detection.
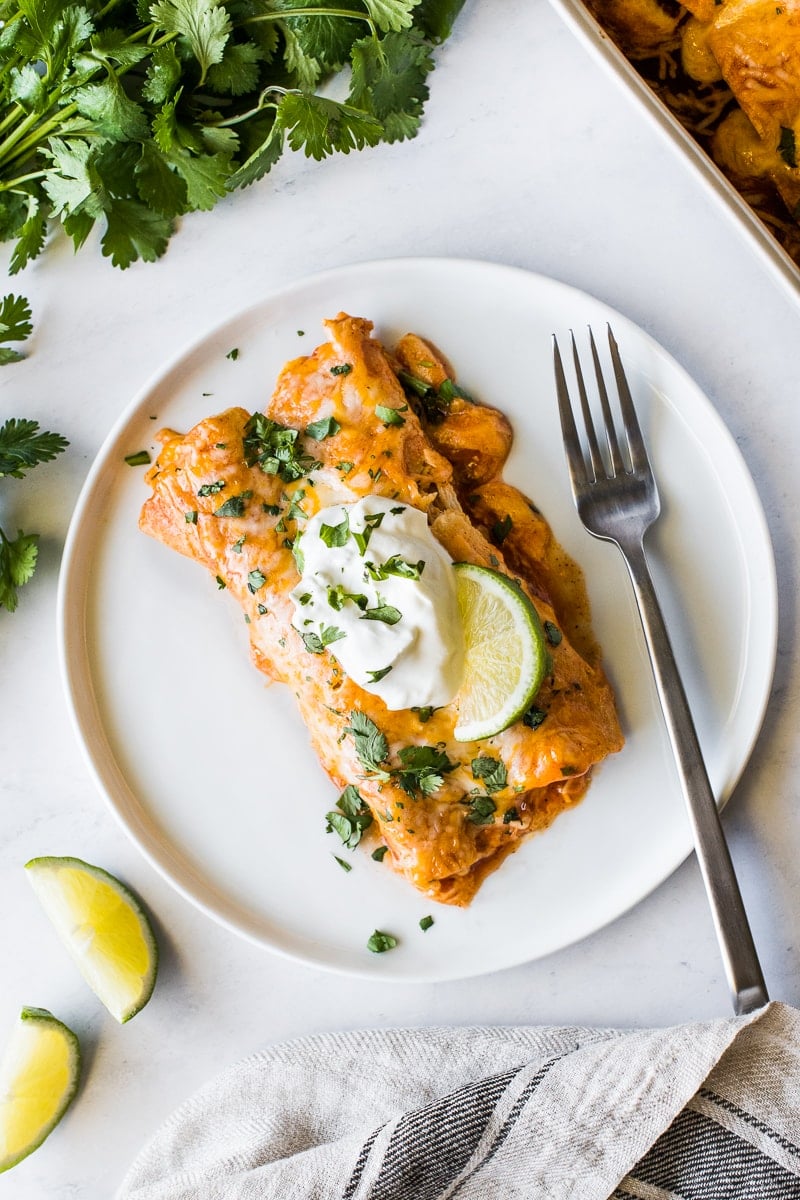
<box><xmin>2</xmin><ymin>1</ymin><xmax>799</xmax><ymax>1195</ymax></box>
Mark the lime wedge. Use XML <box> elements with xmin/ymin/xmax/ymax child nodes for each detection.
<box><xmin>453</xmin><ymin>563</ymin><xmax>549</xmax><ymax>741</ymax></box>
<box><xmin>25</xmin><ymin>857</ymin><xmax>158</xmax><ymax>1024</ymax></box>
<box><xmin>0</xmin><ymin>1007</ymin><xmax>80</xmax><ymax>1173</ymax></box>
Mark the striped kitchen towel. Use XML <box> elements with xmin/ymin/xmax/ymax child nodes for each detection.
<box><xmin>117</xmin><ymin>1001</ymin><xmax>800</xmax><ymax>1199</ymax></box>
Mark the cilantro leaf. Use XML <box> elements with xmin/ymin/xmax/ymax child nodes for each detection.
<box><xmin>0</xmin><ymin>294</ymin><xmax>33</xmax><ymax>346</ymax></box>
<box><xmin>206</xmin><ymin>40</ymin><xmax>263</xmax><ymax>96</ymax></box>
<box><xmin>135</xmin><ymin>142</ymin><xmax>189</xmax><ymax>218</ymax></box>
<box><xmin>349</xmin><ymin>30</ymin><xmax>433</xmax><ymax>141</ymax></box>
<box><xmin>282</xmin><ymin>0</ymin><xmax>363</xmax><ymax>69</ymax></box>
<box><xmin>347</xmin><ymin>710</ymin><xmax>390</xmax><ymax>775</ymax></box>
<box><xmin>143</xmin><ymin>44</ymin><xmax>183</xmax><ymax>105</ymax></box>
<box><xmin>325</xmin><ymin>782</ymin><xmax>374</xmax><ymax>850</ymax></box>
<box><xmin>42</xmin><ymin>138</ymin><xmax>107</xmax><ymax>221</ymax></box>
<box><xmin>363</xmin><ymin>0</ymin><xmax>418</xmax><ymax>31</ymax></box>
<box><xmin>415</xmin><ymin>0</ymin><xmax>467</xmax><ymax>40</ymax></box>
<box><xmin>278</xmin><ymin>93</ymin><xmax>383</xmax><ymax>161</ymax></box>
<box><xmin>0</xmin><ymin>419</ymin><xmax>69</xmax><ymax>479</ymax></box>
<box><xmin>9</xmin><ymin>209</ymin><xmax>48</xmax><ymax>276</ymax></box>
<box><xmin>0</xmin><ymin>529</ymin><xmax>39</xmax><ymax>612</ymax></box>
<box><xmin>101</xmin><ymin>200</ymin><xmax>174</xmax><ymax>268</ymax></box>
<box><xmin>73</xmin><ymin>78</ymin><xmax>149</xmax><ymax>142</ymax></box>
<box><xmin>150</xmin><ymin>0</ymin><xmax>232</xmax><ymax>84</ymax></box>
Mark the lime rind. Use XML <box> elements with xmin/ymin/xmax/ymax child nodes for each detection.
<box><xmin>0</xmin><ymin>1007</ymin><xmax>81</xmax><ymax>1174</ymax></box>
<box><xmin>453</xmin><ymin>563</ymin><xmax>549</xmax><ymax>742</ymax></box>
<box><xmin>24</xmin><ymin>857</ymin><xmax>159</xmax><ymax>1024</ymax></box>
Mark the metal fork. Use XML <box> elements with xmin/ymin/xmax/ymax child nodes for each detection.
<box><xmin>553</xmin><ymin>326</ymin><xmax>768</xmax><ymax>1015</ymax></box>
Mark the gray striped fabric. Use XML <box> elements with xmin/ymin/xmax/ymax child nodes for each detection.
<box><xmin>117</xmin><ymin>1003</ymin><xmax>800</xmax><ymax>1200</ymax></box>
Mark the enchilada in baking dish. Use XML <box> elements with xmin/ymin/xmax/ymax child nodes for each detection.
<box><xmin>584</xmin><ymin>0</ymin><xmax>800</xmax><ymax>265</ymax></box>
<box><xmin>139</xmin><ymin>315</ymin><xmax>623</xmax><ymax>906</ymax></box>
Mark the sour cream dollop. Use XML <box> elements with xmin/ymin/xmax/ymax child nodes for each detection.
<box><xmin>290</xmin><ymin>497</ymin><xmax>463</xmax><ymax>710</ymax></box>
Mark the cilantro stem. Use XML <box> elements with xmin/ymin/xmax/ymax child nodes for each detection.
<box><xmin>0</xmin><ymin>107</ymin><xmax>48</xmax><ymax>168</ymax></box>
<box><xmin>0</xmin><ymin>171</ymin><xmax>47</xmax><ymax>191</ymax></box>
<box><xmin>0</xmin><ymin>102</ymin><xmax>79</xmax><ymax>171</ymax></box>
<box><xmin>242</xmin><ymin>7</ymin><xmax>376</xmax><ymax>34</ymax></box>
<box><xmin>211</xmin><ymin>97</ymin><xmax>281</xmax><ymax>129</ymax></box>
<box><xmin>0</xmin><ymin>103</ymin><xmax>24</xmax><ymax>139</ymax></box>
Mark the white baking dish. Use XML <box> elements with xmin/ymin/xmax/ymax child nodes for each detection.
<box><xmin>548</xmin><ymin>0</ymin><xmax>800</xmax><ymax>305</ymax></box>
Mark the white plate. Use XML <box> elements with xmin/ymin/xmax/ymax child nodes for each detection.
<box><xmin>548</xmin><ymin>0</ymin><xmax>800</xmax><ymax>307</ymax></box>
<box><xmin>58</xmin><ymin>258</ymin><xmax>777</xmax><ymax>982</ymax></box>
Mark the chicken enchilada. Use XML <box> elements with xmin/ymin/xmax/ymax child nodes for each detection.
<box><xmin>139</xmin><ymin>315</ymin><xmax>623</xmax><ymax>906</ymax></box>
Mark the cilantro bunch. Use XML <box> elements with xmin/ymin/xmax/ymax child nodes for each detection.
<box><xmin>0</xmin><ymin>416</ymin><xmax>68</xmax><ymax>611</ymax></box>
<box><xmin>0</xmin><ymin>0</ymin><xmax>465</xmax><ymax>271</ymax></box>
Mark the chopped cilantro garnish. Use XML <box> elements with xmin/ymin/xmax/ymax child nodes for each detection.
<box><xmin>306</xmin><ymin>416</ymin><xmax>341</xmax><ymax>441</ymax></box>
<box><xmin>330</xmin><ymin>364</ymin><xmax>352</xmax><ymax>376</ymax></box>
<box><xmin>522</xmin><ymin>705</ymin><xmax>548</xmax><ymax>730</ymax></box>
<box><xmin>198</xmin><ymin>480</ymin><xmax>226</xmax><ymax>497</ymax></box>
<box><xmin>411</xmin><ymin>706</ymin><xmax>438</xmax><ymax>723</ymax></box>
<box><xmin>333</xmin><ymin>855</ymin><xmax>352</xmax><ymax>872</ymax></box>
<box><xmin>466</xmin><ymin>794</ymin><xmax>497</xmax><ymax>825</ymax></box>
<box><xmin>185</xmin><ymin>510</ymin><xmax>198</xmax><ymax>524</ymax></box>
<box><xmin>365</xmin><ymin>554</ymin><xmax>424</xmax><ymax>581</ymax></box>
<box><xmin>544</xmin><ymin>621</ymin><xmax>562</xmax><ymax>646</ymax></box>
<box><xmin>375</xmin><ymin>404</ymin><xmax>407</xmax><ymax>427</ymax></box>
<box><xmin>319</xmin><ymin>514</ymin><xmax>350</xmax><ymax>547</ymax></box>
<box><xmin>471</xmin><ymin>756</ymin><xmax>508</xmax><ymax>794</ymax></box>
<box><xmin>395</xmin><ymin>744</ymin><xmax>455</xmax><ymax>798</ymax></box>
<box><xmin>215</xmin><ymin>575</ymin><xmax>226</xmax><ymax>590</ymax></box>
<box><xmin>367</xmin><ymin>930</ymin><xmax>397</xmax><ymax>953</ymax></box>
<box><xmin>371</xmin><ymin>845</ymin><xmax>389</xmax><ymax>862</ymax></box>
<box><xmin>779</xmin><ymin>126</ymin><xmax>797</xmax><ymax>168</ymax></box>
<box><xmin>419</xmin><ymin>915</ymin><xmax>434</xmax><ymax>931</ymax></box>
<box><xmin>366</xmin><ymin>665</ymin><xmax>393</xmax><ymax>683</ymax></box>
<box><xmin>243</xmin><ymin>414</ymin><xmax>321</xmax><ymax>483</ymax></box>
<box><xmin>247</xmin><ymin>569</ymin><xmax>267</xmax><ymax>592</ymax></box>
<box><xmin>302</xmin><ymin>625</ymin><xmax>346</xmax><ymax>654</ymax></box>
<box><xmin>326</xmin><ymin>784</ymin><xmax>373</xmax><ymax>849</ymax></box>
<box><xmin>214</xmin><ymin>490</ymin><xmax>252</xmax><ymax>518</ymax></box>
<box><xmin>124</xmin><ymin>450</ymin><xmax>151</xmax><ymax>467</ymax></box>
<box><xmin>336</xmin><ymin>461</ymin><xmax>355</xmax><ymax>475</ymax></box>
<box><xmin>503</xmin><ymin>807</ymin><xmax>521</xmax><ymax>824</ymax></box>
<box><xmin>231</xmin><ymin>536</ymin><xmax>246</xmax><ymax>553</ymax></box>
<box><xmin>492</xmin><ymin>514</ymin><xmax>513</xmax><ymax>544</ymax></box>
<box><xmin>361</xmin><ymin>603</ymin><xmax>402</xmax><ymax>625</ymax></box>
<box><xmin>327</xmin><ymin>584</ymin><xmax>367</xmax><ymax>611</ymax></box>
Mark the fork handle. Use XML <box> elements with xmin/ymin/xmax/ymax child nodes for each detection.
<box><xmin>619</xmin><ymin>536</ymin><xmax>768</xmax><ymax>1015</ymax></box>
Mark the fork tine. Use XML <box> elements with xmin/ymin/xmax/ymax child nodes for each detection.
<box><xmin>589</xmin><ymin>328</ymin><xmax>625</xmax><ymax>475</ymax></box>
<box><xmin>570</xmin><ymin>331</ymin><xmax>604</xmax><ymax>481</ymax></box>
<box><xmin>607</xmin><ymin>325</ymin><xmax>651</xmax><ymax>475</ymax></box>
<box><xmin>553</xmin><ymin>336</ymin><xmax>588</xmax><ymax>489</ymax></box>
